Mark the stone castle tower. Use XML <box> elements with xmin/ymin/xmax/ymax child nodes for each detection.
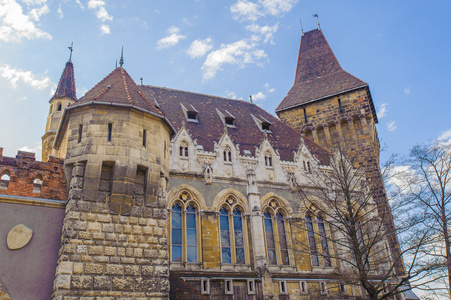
<box><xmin>276</xmin><ymin>28</ymin><xmax>402</xmax><ymax>273</ymax></box>
<box><xmin>42</xmin><ymin>58</ymin><xmax>77</xmax><ymax>162</ymax></box>
<box><xmin>50</xmin><ymin>66</ymin><xmax>174</xmax><ymax>299</ymax></box>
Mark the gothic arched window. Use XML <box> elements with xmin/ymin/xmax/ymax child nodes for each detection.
<box><xmin>264</xmin><ymin>151</ymin><xmax>272</xmax><ymax>167</ymax></box>
<box><xmin>223</xmin><ymin>146</ymin><xmax>232</xmax><ymax>163</ymax></box>
<box><xmin>262</xmin><ymin>199</ymin><xmax>291</xmax><ymax>266</ymax></box>
<box><xmin>306</xmin><ymin>213</ymin><xmax>331</xmax><ymax>267</ymax></box>
<box><xmin>179</xmin><ymin>141</ymin><xmax>189</xmax><ymax>158</ymax></box>
<box><xmin>170</xmin><ymin>191</ymin><xmax>199</xmax><ymax>263</ymax></box>
<box><xmin>219</xmin><ymin>196</ymin><xmax>247</xmax><ymax>264</ymax></box>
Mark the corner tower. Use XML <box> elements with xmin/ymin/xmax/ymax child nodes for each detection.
<box><xmin>276</xmin><ymin>29</ymin><xmax>403</xmax><ymax>273</ymax></box>
<box><xmin>42</xmin><ymin>56</ymin><xmax>77</xmax><ymax>162</ymax></box>
<box><xmin>51</xmin><ymin>67</ymin><xmax>173</xmax><ymax>299</ymax></box>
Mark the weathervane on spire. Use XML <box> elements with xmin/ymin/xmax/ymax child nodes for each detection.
<box><xmin>68</xmin><ymin>42</ymin><xmax>73</xmax><ymax>62</ymax></box>
<box><xmin>119</xmin><ymin>47</ymin><xmax>124</xmax><ymax>68</ymax></box>
<box><xmin>299</xmin><ymin>18</ymin><xmax>304</xmax><ymax>36</ymax></box>
<box><xmin>313</xmin><ymin>13</ymin><xmax>320</xmax><ymax>30</ymax></box>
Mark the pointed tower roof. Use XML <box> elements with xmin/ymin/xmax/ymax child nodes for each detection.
<box><xmin>52</xmin><ymin>61</ymin><xmax>77</xmax><ymax>101</ymax></box>
<box><xmin>276</xmin><ymin>29</ymin><xmax>367</xmax><ymax>112</ymax></box>
<box><xmin>74</xmin><ymin>67</ymin><xmax>164</xmax><ymax>117</ymax></box>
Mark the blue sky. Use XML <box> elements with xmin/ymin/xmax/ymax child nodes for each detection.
<box><xmin>0</xmin><ymin>0</ymin><xmax>450</xmax><ymax>164</ymax></box>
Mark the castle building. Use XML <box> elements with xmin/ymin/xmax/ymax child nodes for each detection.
<box><xmin>0</xmin><ymin>29</ymin><xmax>410</xmax><ymax>300</ymax></box>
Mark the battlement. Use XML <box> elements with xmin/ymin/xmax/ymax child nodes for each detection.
<box><xmin>0</xmin><ymin>147</ymin><xmax>67</xmax><ymax>200</ymax></box>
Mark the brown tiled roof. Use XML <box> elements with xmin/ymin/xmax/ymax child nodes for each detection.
<box><xmin>52</xmin><ymin>61</ymin><xmax>76</xmax><ymax>100</ymax></box>
<box><xmin>140</xmin><ymin>85</ymin><xmax>330</xmax><ymax>164</ymax></box>
<box><xmin>74</xmin><ymin>67</ymin><xmax>163</xmax><ymax>117</ymax></box>
<box><xmin>276</xmin><ymin>29</ymin><xmax>367</xmax><ymax>112</ymax></box>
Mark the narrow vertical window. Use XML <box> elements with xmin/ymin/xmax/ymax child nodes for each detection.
<box><xmin>225</xmin><ymin>280</ymin><xmax>233</xmax><ymax>295</ymax></box>
<box><xmin>171</xmin><ymin>203</ymin><xmax>183</xmax><ymax>262</ymax></box>
<box><xmin>186</xmin><ymin>204</ymin><xmax>197</xmax><ymax>262</ymax></box>
<box><xmin>306</xmin><ymin>215</ymin><xmax>319</xmax><ymax>266</ymax></box>
<box><xmin>220</xmin><ymin>207</ymin><xmax>232</xmax><ymax>263</ymax></box>
<box><xmin>300</xmin><ymin>281</ymin><xmax>308</xmax><ymax>294</ymax></box>
<box><xmin>338</xmin><ymin>98</ymin><xmax>343</xmax><ymax>113</ymax></box>
<box><xmin>307</xmin><ymin>161</ymin><xmax>311</xmax><ymax>173</ymax></box>
<box><xmin>107</xmin><ymin>123</ymin><xmax>112</xmax><ymax>141</ymax></box>
<box><xmin>179</xmin><ymin>141</ymin><xmax>188</xmax><ymax>157</ymax></box>
<box><xmin>279</xmin><ymin>281</ymin><xmax>287</xmax><ymax>294</ymax></box>
<box><xmin>264</xmin><ymin>211</ymin><xmax>277</xmax><ymax>265</ymax></box>
<box><xmin>78</xmin><ymin>124</ymin><xmax>82</xmax><ymax>143</ymax></box>
<box><xmin>247</xmin><ymin>279</ymin><xmax>255</xmax><ymax>295</ymax></box>
<box><xmin>317</xmin><ymin>216</ymin><xmax>331</xmax><ymax>267</ymax></box>
<box><xmin>276</xmin><ymin>213</ymin><xmax>290</xmax><ymax>265</ymax></box>
<box><xmin>33</xmin><ymin>177</ymin><xmax>42</xmax><ymax>194</ymax></box>
<box><xmin>57</xmin><ymin>102</ymin><xmax>62</xmax><ymax>111</ymax></box>
<box><xmin>143</xmin><ymin>129</ymin><xmax>147</xmax><ymax>148</ymax></box>
<box><xmin>164</xmin><ymin>141</ymin><xmax>167</xmax><ymax>159</ymax></box>
<box><xmin>233</xmin><ymin>209</ymin><xmax>246</xmax><ymax>264</ymax></box>
<box><xmin>303</xmin><ymin>108</ymin><xmax>308</xmax><ymax>122</ymax></box>
<box><xmin>201</xmin><ymin>278</ymin><xmax>210</xmax><ymax>295</ymax></box>
<box><xmin>264</xmin><ymin>152</ymin><xmax>272</xmax><ymax>167</ymax></box>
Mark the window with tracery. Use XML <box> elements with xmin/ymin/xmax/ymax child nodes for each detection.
<box><xmin>263</xmin><ymin>199</ymin><xmax>290</xmax><ymax>266</ymax></box>
<box><xmin>223</xmin><ymin>146</ymin><xmax>232</xmax><ymax>163</ymax></box>
<box><xmin>171</xmin><ymin>191</ymin><xmax>198</xmax><ymax>263</ymax></box>
<box><xmin>219</xmin><ymin>196</ymin><xmax>246</xmax><ymax>264</ymax></box>
<box><xmin>264</xmin><ymin>151</ymin><xmax>272</xmax><ymax>167</ymax></box>
<box><xmin>306</xmin><ymin>213</ymin><xmax>331</xmax><ymax>267</ymax></box>
<box><xmin>179</xmin><ymin>141</ymin><xmax>189</xmax><ymax>158</ymax></box>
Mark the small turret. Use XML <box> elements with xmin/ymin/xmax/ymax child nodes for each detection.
<box><xmin>42</xmin><ymin>46</ymin><xmax>77</xmax><ymax>161</ymax></box>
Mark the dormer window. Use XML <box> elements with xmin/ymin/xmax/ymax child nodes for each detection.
<box><xmin>251</xmin><ymin>114</ymin><xmax>272</xmax><ymax>132</ymax></box>
<box><xmin>225</xmin><ymin>117</ymin><xmax>234</xmax><ymax>126</ymax></box>
<box><xmin>262</xmin><ymin>122</ymin><xmax>271</xmax><ymax>131</ymax></box>
<box><xmin>187</xmin><ymin>111</ymin><xmax>197</xmax><ymax>121</ymax></box>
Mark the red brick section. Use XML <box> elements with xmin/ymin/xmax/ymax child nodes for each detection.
<box><xmin>0</xmin><ymin>148</ymin><xmax>66</xmax><ymax>200</ymax></box>
<box><xmin>169</xmin><ymin>271</ymin><xmax>208</xmax><ymax>300</ymax></box>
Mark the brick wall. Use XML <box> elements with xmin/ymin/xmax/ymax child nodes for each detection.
<box><xmin>0</xmin><ymin>148</ymin><xmax>66</xmax><ymax>200</ymax></box>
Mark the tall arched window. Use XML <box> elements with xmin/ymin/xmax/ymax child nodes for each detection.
<box><xmin>306</xmin><ymin>213</ymin><xmax>331</xmax><ymax>267</ymax></box>
<box><xmin>0</xmin><ymin>173</ymin><xmax>10</xmax><ymax>190</ymax></box>
<box><xmin>223</xmin><ymin>146</ymin><xmax>232</xmax><ymax>162</ymax></box>
<box><xmin>264</xmin><ymin>151</ymin><xmax>272</xmax><ymax>167</ymax></box>
<box><xmin>219</xmin><ymin>198</ymin><xmax>247</xmax><ymax>264</ymax></box>
<box><xmin>179</xmin><ymin>141</ymin><xmax>189</xmax><ymax>158</ymax></box>
<box><xmin>262</xmin><ymin>199</ymin><xmax>291</xmax><ymax>266</ymax></box>
<box><xmin>170</xmin><ymin>191</ymin><xmax>199</xmax><ymax>263</ymax></box>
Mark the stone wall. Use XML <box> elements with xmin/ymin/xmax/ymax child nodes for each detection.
<box><xmin>0</xmin><ymin>148</ymin><xmax>66</xmax><ymax>200</ymax></box>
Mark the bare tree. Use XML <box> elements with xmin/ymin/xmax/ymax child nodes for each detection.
<box><xmin>292</xmin><ymin>146</ymin><xmax>440</xmax><ymax>300</ymax></box>
<box><xmin>391</xmin><ymin>140</ymin><xmax>451</xmax><ymax>298</ymax></box>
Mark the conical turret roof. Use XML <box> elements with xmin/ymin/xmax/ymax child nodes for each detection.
<box><xmin>75</xmin><ymin>67</ymin><xmax>163</xmax><ymax>117</ymax></box>
<box><xmin>276</xmin><ymin>29</ymin><xmax>367</xmax><ymax>112</ymax></box>
<box><xmin>52</xmin><ymin>61</ymin><xmax>77</xmax><ymax>100</ymax></box>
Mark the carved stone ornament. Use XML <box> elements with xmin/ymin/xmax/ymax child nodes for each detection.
<box><xmin>7</xmin><ymin>224</ymin><xmax>33</xmax><ymax>250</ymax></box>
<box><xmin>204</xmin><ymin>164</ymin><xmax>213</xmax><ymax>185</ymax></box>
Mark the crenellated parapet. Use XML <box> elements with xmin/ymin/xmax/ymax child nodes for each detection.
<box><xmin>0</xmin><ymin>148</ymin><xmax>66</xmax><ymax>200</ymax></box>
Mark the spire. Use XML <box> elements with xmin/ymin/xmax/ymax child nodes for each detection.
<box><xmin>119</xmin><ymin>47</ymin><xmax>124</xmax><ymax>68</ymax></box>
<box><xmin>68</xmin><ymin>42</ymin><xmax>73</xmax><ymax>62</ymax></box>
<box><xmin>52</xmin><ymin>56</ymin><xmax>77</xmax><ymax>101</ymax></box>
<box><xmin>313</xmin><ymin>13</ymin><xmax>320</xmax><ymax>30</ymax></box>
<box><xmin>276</xmin><ymin>29</ymin><xmax>366</xmax><ymax>112</ymax></box>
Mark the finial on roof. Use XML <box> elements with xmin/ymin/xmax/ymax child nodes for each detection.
<box><xmin>115</xmin><ymin>60</ymin><xmax>117</xmax><ymax>69</ymax></box>
<box><xmin>140</xmin><ymin>77</ymin><xmax>143</xmax><ymax>85</ymax></box>
<box><xmin>313</xmin><ymin>13</ymin><xmax>320</xmax><ymax>30</ymax></box>
<box><xmin>249</xmin><ymin>95</ymin><xmax>253</xmax><ymax>104</ymax></box>
<box><xmin>119</xmin><ymin>46</ymin><xmax>124</xmax><ymax>68</ymax></box>
<box><xmin>68</xmin><ymin>42</ymin><xmax>73</xmax><ymax>62</ymax></box>
<box><xmin>299</xmin><ymin>19</ymin><xmax>304</xmax><ymax>36</ymax></box>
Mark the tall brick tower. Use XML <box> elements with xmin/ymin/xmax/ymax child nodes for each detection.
<box><xmin>276</xmin><ymin>28</ymin><xmax>403</xmax><ymax>273</ymax></box>
<box><xmin>42</xmin><ymin>58</ymin><xmax>77</xmax><ymax>162</ymax></box>
<box><xmin>51</xmin><ymin>67</ymin><xmax>173</xmax><ymax>299</ymax></box>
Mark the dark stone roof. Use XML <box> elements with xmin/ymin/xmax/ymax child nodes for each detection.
<box><xmin>276</xmin><ymin>29</ymin><xmax>367</xmax><ymax>112</ymax></box>
<box><xmin>140</xmin><ymin>85</ymin><xmax>330</xmax><ymax>164</ymax></box>
<box><xmin>52</xmin><ymin>61</ymin><xmax>76</xmax><ymax>100</ymax></box>
<box><xmin>74</xmin><ymin>67</ymin><xmax>164</xmax><ymax>117</ymax></box>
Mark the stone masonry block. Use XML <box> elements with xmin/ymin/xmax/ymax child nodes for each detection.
<box><xmin>105</xmin><ymin>264</ymin><xmax>124</xmax><ymax>276</ymax></box>
<box><xmin>57</xmin><ymin>261</ymin><xmax>74</xmax><ymax>275</ymax></box>
<box><xmin>124</xmin><ymin>265</ymin><xmax>140</xmax><ymax>276</ymax></box>
<box><xmin>84</xmin><ymin>263</ymin><xmax>104</xmax><ymax>275</ymax></box>
<box><xmin>93</xmin><ymin>276</ymin><xmax>112</xmax><ymax>290</ymax></box>
<box><xmin>71</xmin><ymin>275</ymin><xmax>93</xmax><ymax>290</ymax></box>
<box><xmin>54</xmin><ymin>274</ymin><xmax>71</xmax><ymax>289</ymax></box>
<box><xmin>87</xmin><ymin>222</ymin><xmax>101</xmax><ymax>232</ymax></box>
<box><xmin>112</xmin><ymin>277</ymin><xmax>134</xmax><ymax>291</ymax></box>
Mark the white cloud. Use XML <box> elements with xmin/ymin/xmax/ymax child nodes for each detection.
<box><xmin>201</xmin><ymin>39</ymin><xmax>267</xmax><ymax>80</ymax></box>
<box><xmin>19</xmin><ymin>142</ymin><xmax>41</xmax><ymax>160</ymax></box>
<box><xmin>251</xmin><ymin>91</ymin><xmax>266</xmax><ymax>102</ymax></box>
<box><xmin>386</xmin><ymin>121</ymin><xmax>397</xmax><ymax>132</ymax></box>
<box><xmin>246</xmin><ymin>23</ymin><xmax>278</xmax><ymax>44</ymax></box>
<box><xmin>231</xmin><ymin>0</ymin><xmax>297</xmax><ymax>22</ymax></box>
<box><xmin>0</xmin><ymin>0</ymin><xmax>52</xmax><ymax>42</ymax></box>
<box><xmin>57</xmin><ymin>5</ymin><xmax>63</xmax><ymax>18</ymax></box>
<box><xmin>439</xmin><ymin>129</ymin><xmax>451</xmax><ymax>141</ymax></box>
<box><xmin>157</xmin><ymin>26</ymin><xmax>186</xmax><ymax>49</ymax></box>
<box><xmin>404</xmin><ymin>86</ymin><xmax>412</xmax><ymax>95</ymax></box>
<box><xmin>0</xmin><ymin>64</ymin><xmax>53</xmax><ymax>90</ymax></box>
<box><xmin>187</xmin><ymin>38</ymin><xmax>213</xmax><ymax>58</ymax></box>
<box><xmin>225</xmin><ymin>91</ymin><xmax>242</xmax><ymax>100</ymax></box>
<box><xmin>264</xmin><ymin>83</ymin><xmax>275</xmax><ymax>93</ymax></box>
<box><xmin>74</xmin><ymin>0</ymin><xmax>85</xmax><ymax>10</ymax></box>
<box><xmin>88</xmin><ymin>0</ymin><xmax>113</xmax><ymax>22</ymax></box>
<box><xmin>377</xmin><ymin>103</ymin><xmax>388</xmax><ymax>119</ymax></box>
<box><xmin>100</xmin><ymin>24</ymin><xmax>111</xmax><ymax>34</ymax></box>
